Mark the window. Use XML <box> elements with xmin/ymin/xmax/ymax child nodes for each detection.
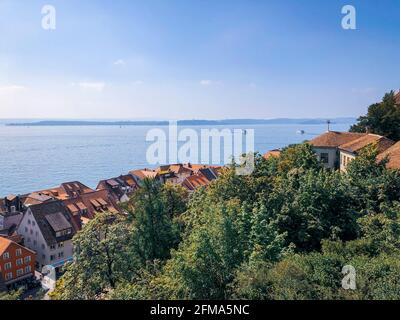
<box><xmin>25</xmin><ymin>266</ymin><xmax>31</xmax><ymax>273</ymax></box>
<box><xmin>58</xmin><ymin>252</ymin><xmax>64</xmax><ymax>258</ymax></box>
<box><xmin>320</xmin><ymin>153</ymin><xmax>329</xmax><ymax>164</ymax></box>
<box><xmin>16</xmin><ymin>248</ymin><xmax>22</xmax><ymax>257</ymax></box>
<box><xmin>50</xmin><ymin>255</ymin><xmax>56</xmax><ymax>261</ymax></box>
<box><xmin>32</xmin><ymin>221</ymin><xmax>35</xmax><ymax>226</ymax></box>
<box><xmin>58</xmin><ymin>242</ymin><xmax>64</xmax><ymax>248</ymax></box>
<box><xmin>30</xmin><ymin>229</ymin><xmax>33</xmax><ymax>235</ymax></box>
<box><xmin>5</xmin><ymin>272</ymin><xmax>12</xmax><ymax>281</ymax></box>
<box><xmin>16</xmin><ymin>258</ymin><xmax>23</xmax><ymax>266</ymax></box>
<box><xmin>33</xmin><ymin>240</ymin><xmax>37</xmax><ymax>246</ymax></box>
<box><xmin>24</xmin><ymin>256</ymin><xmax>31</xmax><ymax>263</ymax></box>
<box><xmin>41</xmin><ymin>244</ymin><xmax>45</xmax><ymax>250</ymax></box>
<box><xmin>2</xmin><ymin>252</ymin><xmax>10</xmax><ymax>260</ymax></box>
<box><xmin>56</xmin><ymin>229</ymin><xmax>72</xmax><ymax>237</ymax></box>
<box><xmin>28</xmin><ymin>219</ymin><xmax>31</xmax><ymax>225</ymax></box>
<box><xmin>42</xmin><ymin>254</ymin><xmax>46</xmax><ymax>260</ymax></box>
<box><xmin>25</xmin><ymin>227</ymin><xmax>28</xmax><ymax>233</ymax></box>
<box><xmin>50</xmin><ymin>244</ymin><xmax>56</xmax><ymax>250</ymax></box>
<box><xmin>16</xmin><ymin>269</ymin><xmax>23</xmax><ymax>276</ymax></box>
<box><xmin>4</xmin><ymin>262</ymin><xmax>12</xmax><ymax>270</ymax></box>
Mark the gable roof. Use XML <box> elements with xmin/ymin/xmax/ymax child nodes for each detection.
<box><xmin>63</xmin><ymin>189</ymin><xmax>120</xmax><ymax>220</ymax></box>
<box><xmin>309</xmin><ymin>131</ymin><xmax>366</xmax><ymax>148</ymax></box>
<box><xmin>129</xmin><ymin>169</ymin><xmax>159</xmax><ymax>180</ymax></box>
<box><xmin>38</xmin><ymin>181</ymin><xmax>94</xmax><ymax>200</ymax></box>
<box><xmin>157</xmin><ymin>164</ymin><xmax>193</xmax><ymax>175</ymax></box>
<box><xmin>28</xmin><ymin>200</ymin><xmax>78</xmax><ymax>246</ymax></box>
<box><xmin>24</xmin><ymin>192</ymin><xmax>54</xmax><ymax>206</ymax></box>
<box><xmin>377</xmin><ymin>141</ymin><xmax>400</xmax><ymax>169</ymax></box>
<box><xmin>45</xmin><ymin>212</ymin><xmax>72</xmax><ymax>232</ymax></box>
<box><xmin>0</xmin><ymin>236</ymin><xmax>35</xmax><ymax>256</ymax></box>
<box><xmin>339</xmin><ymin>134</ymin><xmax>395</xmax><ymax>154</ymax></box>
<box><xmin>0</xmin><ymin>237</ymin><xmax>12</xmax><ymax>255</ymax></box>
<box><xmin>182</xmin><ymin>175</ymin><xmax>211</xmax><ymax>191</ymax></box>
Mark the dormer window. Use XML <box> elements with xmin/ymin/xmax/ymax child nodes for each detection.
<box><xmin>45</xmin><ymin>212</ymin><xmax>73</xmax><ymax>239</ymax></box>
<box><xmin>55</xmin><ymin>228</ymin><xmax>72</xmax><ymax>238</ymax></box>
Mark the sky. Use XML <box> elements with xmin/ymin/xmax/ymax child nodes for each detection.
<box><xmin>0</xmin><ymin>0</ymin><xmax>399</xmax><ymax>120</ymax></box>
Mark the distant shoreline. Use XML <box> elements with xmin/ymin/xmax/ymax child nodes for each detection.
<box><xmin>5</xmin><ymin>118</ymin><xmax>356</xmax><ymax>127</ymax></box>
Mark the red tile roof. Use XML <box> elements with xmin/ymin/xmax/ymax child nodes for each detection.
<box><xmin>181</xmin><ymin>175</ymin><xmax>211</xmax><ymax>191</ymax></box>
<box><xmin>0</xmin><ymin>237</ymin><xmax>35</xmax><ymax>255</ymax></box>
<box><xmin>339</xmin><ymin>134</ymin><xmax>395</xmax><ymax>154</ymax></box>
<box><xmin>38</xmin><ymin>181</ymin><xmax>95</xmax><ymax>200</ymax></box>
<box><xmin>63</xmin><ymin>189</ymin><xmax>120</xmax><ymax>220</ymax></box>
<box><xmin>377</xmin><ymin>141</ymin><xmax>400</xmax><ymax>169</ymax></box>
<box><xmin>0</xmin><ymin>237</ymin><xmax>11</xmax><ymax>254</ymax></box>
<box><xmin>309</xmin><ymin>131</ymin><xmax>366</xmax><ymax>148</ymax></box>
<box><xmin>129</xmin><ymin>169</ymin><xmax>159</xmax><ymax>180</ymax></box>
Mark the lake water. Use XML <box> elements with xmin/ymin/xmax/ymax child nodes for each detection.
<box><xmin>0</xmin><ymin>123</ymin><xmax>352</xmax><ymax>196</ymax></box>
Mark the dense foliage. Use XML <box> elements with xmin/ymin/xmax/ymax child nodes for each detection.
<box><xmin>350</xmin><ymin>91</ymin><xmax>400</xmax><ymax>140</ymax></box>
<box><xmin>51</xmin><ymin>143</ymin><xmax>400</xmax><ymax>300</ymax></box>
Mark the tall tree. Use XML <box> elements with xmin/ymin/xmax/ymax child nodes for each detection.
<box><xmin>127</xmin><ymin>178</ymin><xmax>181</xmax><ymax>263</ymax></box>
<box><xmin>50</xmin><ymin>212</ymin><xmax>137</xmax><ymax>300</ymax></box>
<box><xmin>350</xmin><ymin>91</ymin><xmax>400</xmax><ymax>140</ymax></box>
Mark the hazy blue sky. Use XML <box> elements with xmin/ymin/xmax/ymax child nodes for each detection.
<box><xmin>0</xmin><ymin>0</ymin><xmax>399</xmax><ymax>119</ymax></box>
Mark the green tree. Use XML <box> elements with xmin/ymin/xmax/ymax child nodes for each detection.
<box><xmin>51</xmin><ymin>212</ymin><xmax>137</xmax><ymax>300</ymax></box>
<box><xmin>345</xmin><ymin>145</ymin><xmax>400</xmax><ymax>214</ymax></box>
<box><xmin>127</xmin><ymin>178</ymin><xmax>181</xmax><ymax>264</ymax></box>
<box><xmin>266</xmin><ymin>169</ymin><xmax>357</xmax><ymax>251</ymax></box>
<box><xmin>350</xmin><ymin>91</ymin><xmax>400</xmax><ymax>140</ymax></box>
<box><xmin>277</xmin><ymin>143</ymin><xmax>321</xmax><ymax>174</ymax></box>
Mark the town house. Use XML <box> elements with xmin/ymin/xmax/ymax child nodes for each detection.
<box><xmin>338</xmin><ymin>134</ymin><xmax>395</xmax><ymax>171</ymax></box>
<box><xmin>308</xmin><ymin>131</ymin><xmax>367</xmax><ymax>169</ymax></box>
<box><xmin>17</xmin><ymin>200</ymin><xmax>78</xmax><ymax>272</ymax></box>
<box><xmin>0</xmin><ymin>237</ymin><xmax>35</xmax><ymax>291</ymax></box>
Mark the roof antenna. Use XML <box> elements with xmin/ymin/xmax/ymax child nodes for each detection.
<box><xmin>326</xmin><ymin>119</ymin><xmax>331</xmax><ymax>132</ymax></box>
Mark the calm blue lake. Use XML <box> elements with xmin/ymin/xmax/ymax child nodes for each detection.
<box><xmin>0</xmin><ymin>123</ymin><xmax>352</xmax><ymax>196</ymax></box>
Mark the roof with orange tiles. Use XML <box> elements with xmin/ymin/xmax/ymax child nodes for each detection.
<box><xmin>181</xmin><ymin>175</ymin><xmax>211</xmax><ymax>191</ymax></box>
<box><xmin>263</xmin><ymin>149</ymin><xmax>282</xmax><ymax>159</ymax></box>
<box><xmin>339</xmin><ymin>134</ymin><xmax>395</xmax><ymax>154</ymax></box>
<box><xmin>129</xmin><ymin>169</ymin><xmax>159</xmax><ymax>180</ymax></box>
<box><xmin>63</xmin><ymin>189</ymin><xmax>120</xmax><ymax>220</ymax></box>
<box><xmin>0</xmin><ymin>233</ymin><xmax>35</xmax><ymax>255</ymax></box>
<box><xmin>0</xmin><ymin>237</ymin><xmax>11</xmax><ymax>254</ymax></box>
<box><xmin>38</xmin><ymin>181</ymin><xmax>95</xmax><ymax>201</ymax></box>
<box><xmin>157</xmin><ymin>164</ymin><xmax>193</xmax><ymax>175</ymax></box>
<box><xmin>309</xmin><ymin>131</ymin><xmax>367</xmax><ymax>148</ymax></box>
<box><xmin>377</xmin><ymin>141</ymin><xmax>400</xmax><ymax>169</ymax></box>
